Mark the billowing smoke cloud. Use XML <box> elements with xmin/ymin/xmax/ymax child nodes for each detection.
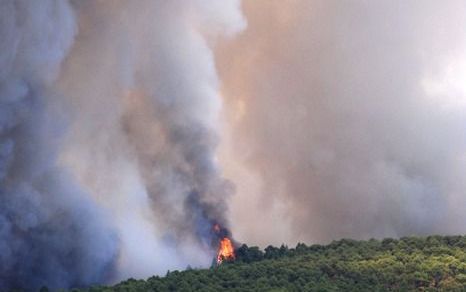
<box><xmin>57</xmin><ymin>0</ymin><xmax>245</xmax><ymax>280</ymax></box>
<box><xmin>0</xmin><ymin>0</ymin><xmax>118</xmax><ymax>290</ymax></box>
<box><xmin>1</xmin><ymin>0</ymin><xmax>245</xmax><ymax>290</ymax></box>
<box><xmin>4</xmin><ymin>0</ymin><xmax>466</xmax><ymax>289</ymax></box>
<box><xmin>218</xmin><ymin>0</ymin><xmax>466</xmax><ymax>247</ymax></box>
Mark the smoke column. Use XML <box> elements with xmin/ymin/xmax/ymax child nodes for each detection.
<box><xmin>0</xmin><ymin>0</ymin><xmax>245</xmax><ymax>290</ymax></box>
<box><xmin>218</xmin><ymin>0</ymin><xmax>466</xmax><ymax>247</ymax></box>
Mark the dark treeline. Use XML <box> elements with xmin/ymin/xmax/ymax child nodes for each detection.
<box><xmin>66</xmin><ymin>235</ymin><xmax>466</xmax><ymax>291</ymax></box>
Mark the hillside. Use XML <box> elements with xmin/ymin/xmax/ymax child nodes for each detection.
<box><xmin>73</xmin><ymin>235</ymin><xmax>466</xmax><ymax>291</ymax></box>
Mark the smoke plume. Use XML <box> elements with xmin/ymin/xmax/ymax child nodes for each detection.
<box><xmin>218</xmin><ymin>0</ymin><xmax>466</xmax><ymax>247</ymax></box>
<box><xmin>3</xmin><ymin>0</ymin><xmax>466</xmax><ymax>289</ymax></box>
<box><xmin>0</xmin><ymin>0</ymin><xmax>245</xmax><ymax>290</ymax></box>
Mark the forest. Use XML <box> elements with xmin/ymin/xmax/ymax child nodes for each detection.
<box><xmin>66</xmin><ymin>235</ymin><xmax>466</xmax><ymax>291</ymax></box>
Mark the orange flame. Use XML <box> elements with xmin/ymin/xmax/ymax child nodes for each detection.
<box><xmin>217</xmin><ymin>237</ymin><xmax>235</xmax><ymax>264</ymax></box>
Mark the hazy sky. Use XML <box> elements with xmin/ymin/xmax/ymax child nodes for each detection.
<box><xmin>218</xmin><ymin>0</ymin><xmax>466</xmax><ymax>247</ymax></box>
<box><xmin>1</xmin><ymin>0</ymin><xmax>466</xmax><ymax>289</ymax></box>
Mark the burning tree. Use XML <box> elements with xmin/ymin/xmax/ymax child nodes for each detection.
<box><xmin>212</xmin><ymin>224</ymin><xmax>236</xmax><ymax>265</ymax></box>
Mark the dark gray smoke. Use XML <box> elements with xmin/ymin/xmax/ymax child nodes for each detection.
<box><xmin>0</xmin><ymin>0</ymin><xmax>246</xmax><ymax>290</ymax></box>
<box><xmin>0</xmin><ymin>0</ymin><xmax>118</xmax><ymax>290</ymax></box>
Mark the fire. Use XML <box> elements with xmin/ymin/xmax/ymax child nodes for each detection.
<box><xmin>212</xmin><ymin>223</ymin><xmax>235</xmax><ymax>264</ymax></box>
<box><xmin>217</xmin><ymin>237</ymin><xmax>235</xmax><ymax>264</ymax></box>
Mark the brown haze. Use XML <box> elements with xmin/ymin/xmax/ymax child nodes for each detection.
<box><xmin>218</xmin><ymin>0</ymin><xmax>466</xmax><ymax>247</ymax></box>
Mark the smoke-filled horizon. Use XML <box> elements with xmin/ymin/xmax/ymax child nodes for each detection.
<box><xmin>1</xmin><ymin>0</ymin><xmax>466</xmax><ymax>290</ymax></box>
<box><xmin>219</xmin><ymin>0</ymin><xmax>466</xmax><ymax>247</ymax></box>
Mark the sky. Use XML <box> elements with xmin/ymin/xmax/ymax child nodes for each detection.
<box><xmin>1</xmin><ymin>0</ymin><xmax>466</xmax><ymax>289</ymax></box>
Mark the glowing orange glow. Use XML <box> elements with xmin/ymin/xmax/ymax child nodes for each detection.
<box><xmin>217</xmin><ymin>237</ymin><xmax>235</xmax><ymax>264</ymax></box>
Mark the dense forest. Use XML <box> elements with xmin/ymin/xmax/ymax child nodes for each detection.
<box><xmin>67</xmin><ymin>235</ymin><xmax>466</xmax><ymax>291</ymax></box>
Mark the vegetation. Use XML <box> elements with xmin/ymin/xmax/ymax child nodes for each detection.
<box><xmin>72</xmin><ymin>235</ymin><xmax>466</xmax><ymax>291</ymax></box>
